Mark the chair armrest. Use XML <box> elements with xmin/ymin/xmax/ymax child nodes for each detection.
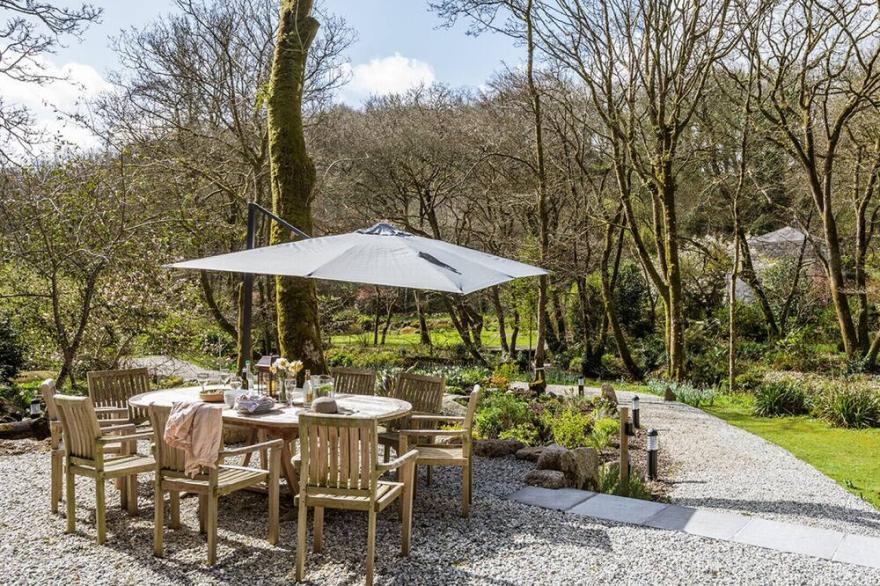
<box><xmin>100</xmin><ymin>423</ymin><xmax>137</xmax><ymax>434</ymax></box>
<box><xmin>377</xmin><ymin>449</ymin><xmax>419</xmax><ymax>473</ymax></box>
<box><xmin>97</xmin><ymin>431</ymin><xmax>154</xmax><ymax>444</ymax></box>
<box><xmin>397</xmin><ymin>429</ymin><xmax>466</xmax><ymax>438</ymax></box>
<box><xmin>410</xmin><ymin>414</ymin><xmax>465</xmax><ymax>423</ymax></box>
<box><xmin>221</xmin><ymin>438</ymin><xmax>284</xmax><ymax>457</ymax></box>
<box><xmin>98</xmin><ymin>418</ymin><xmax>133</xmax><ymax>428</ymax></box>
<box><xmin>96</xmin><ymin>406</ymin><xmax>130</xmax><ymax>417</ymax></box>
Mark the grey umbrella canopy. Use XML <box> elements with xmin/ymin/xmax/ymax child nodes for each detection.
<box><xmin>169</xmin><ymin>222</ymin><xmax>546</xmax><ymax>295</ymax></box>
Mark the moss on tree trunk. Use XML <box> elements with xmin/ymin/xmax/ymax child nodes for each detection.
<box><xmin>266</xmin><ymin>0</ymin><xmax>326</xmax><ymax>373</ymax></box>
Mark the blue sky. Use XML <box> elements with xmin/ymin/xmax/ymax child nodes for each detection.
<box><xmin>13</xmin><ymin>0</ymin><xmax>521</xmax><ymax>147</ymax></box>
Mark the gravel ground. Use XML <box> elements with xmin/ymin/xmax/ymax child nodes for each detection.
<box><xmin>2</xmin><ymin>442</ymin><xmax>878</xmax><ymax>585</ymax></box>
<box><xmin>618</xmin><ymin>390</ymin><xmax>880</xmax><ymax>538</ymax></box>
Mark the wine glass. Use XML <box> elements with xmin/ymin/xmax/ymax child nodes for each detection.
<box><xmin>220</xmin><ymin>372</ymin><xmax>231</xmax><ymax>387</ymax></box>
<box><xmin>196</xmin><ymin>372</ymin><xmax>209</xmax><ymax>393</ymax></box>
<box><xmin>229</xmin><ymin>376</ymin><xmax>242</xmax><ymax>391</ymax></box>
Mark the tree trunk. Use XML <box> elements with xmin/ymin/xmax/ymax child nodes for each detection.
<box><xmin>509</xmin><ymin>308</ymin><xmax>520</xmax><ymax>360</ymax></box>
<box><xmin>267</xmin><ymin>0</ymin><xmax>325</xmax><ymax>373</ymax></box>
<box><xmin>199</xmin><ymin>271</ymin><xmax>237</xmax><ymax>340</ymax></box>
<box><xmin>737</xmin><ymin>227</ymin><xmax>780</xmax><ymax>338</ymax></box>
<box><xmin>600</xmin><ymin>215</ymin><xmax>641</xmax><ymax>379</ymax></box>
<box><xmin>491</xmin><ymin>286</ymin><xmax>509</xmax><ymax>354</ymax></box>
<box><xmin>525</xmin><ymin>0</ymin><xmax>549</xmax><ymax>383</ymax></box>
<box><xmin>443</xmin><ymin>296</ymin><xmax>487</xmax><ymax>366</ymax></box>
<box><xmin>380</xmin><ymin>293</ymin><xmax>394</xmax><ymax>345</ymax></box>
<box><xmin>729</xmin><ymin>211</ymin><xmax>741</xmax><ymax>392</ymax></box>
<box><xmin>414</xmin><ymin>290</ymin><xmax>431</xmax><ymax>346</ymax></box>
<box><xmin>373</xmin><ymin>289</ymin><xmax>381</xmax><ymax>346</ymax></box>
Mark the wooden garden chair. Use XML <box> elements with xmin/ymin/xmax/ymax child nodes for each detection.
<box><xmin>399</xmin><ymin>385</ymin><xmax>480</xmax><ymax>517</ymax></box>
<box><xmin>40</xmin><ymin>379</ymin><xmax>137</xmax><ymax>514</ymax></box>
<box><xmin>147</xmin><ymin>404</ymin><xmax>282</xmax><ymax>566</ymax></box>
<box><xmin>87</xmin><ymin>367</ymin><xmax>151</xmax><ymax>423</ymax></box>
<box><xmin>331</xmin><ymin>367</ymin><xmax>377</xmax><ymax>395</ymax></box>
<box><xmin>378</xmin><ymin>372</ymin><xmax>445</xmax><ymax>480</ymax></box>
<box><xmin>53</xmin><ymin>395</ymin><xmax>155</xmax><ymax>544</ymax></box>
<box><xmin>296</xmin><ymin>413</ymin><xmax>418</xmax><ymax>586</ymax></box>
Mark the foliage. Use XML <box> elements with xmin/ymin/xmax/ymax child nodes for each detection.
<box><xmin>752</xmin><ymin>380</ymin><xmax>810</xmax><ymax>417</ymax></box>
<box><xmin>546</xmin><ymin>406</ymin><xmax>594</xmax><ymax>449</ymax></box>
<box><xmin>474</xmin><ymin>391</ymin><xmax>533</xmax><ymax>441</ymax></box>
<box><xmin>812</xmin><ymin>382</ymin><xmax>880</xmax><ymax>429</ymax></box>
<box><xmin>0</xmin><ymin>315</ymin><xmax>25</xmax><ymax>383</ymax></box>
<box><xmin>598</xmin><ymin>463</ymin><xmax>654</xmax><ymax>500</ymax></box>
<box><xmin>588</xmin><ymin>417</ymin><xmax>619</xmax><ymax>452</ymax></box>
<box><xmin>647</xmin><ymin>378</ymin><xmax>716</xmax><ymax>408</ymax></box>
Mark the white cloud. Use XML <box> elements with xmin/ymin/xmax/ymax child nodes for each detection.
<box><xmin>3</xmin><ymin>57</ymin><xmax>112</xmax><ymax>153</ymax></box>
<box><xmin>340</xmin><ymin>53</ymin><xmax>435</xmax><ymax>104</ymax></box>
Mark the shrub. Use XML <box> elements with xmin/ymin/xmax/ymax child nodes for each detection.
<box><xmin>812</xmin><ymin>383</ymin><xmax>879</xmax><ymax>428</ymax></box>
<box><xmin>598</xmin><ymin>463</ymin><xmax>654</xmax><ymax>500</ymax></box>
<box><xmin>733</xmin><ymin>367</ymin><xmax>766</xmax><ymax>392</ymax></box>
<box><xmin>499</xmin><ymin>423</ymin><xmax>540</xmax><ymax>445</ymax></box>
<box><xmin>474</xmin><ymin>392</ymin><xmax>532</xmax><ymax>440</ymax></box>
<box><xmin>588</xmin><ymin>417</ymin><xmax>619</xmax><ymax>451</ymax></box>
<box><xmin>753</xmin><ymin>380</ymin><xmax>810</xmax><ymax>417</ymax></box>
<box><xmin>546</xmin><ymin>406</ymin><xmax>593</xmax><ymax>449</ymax></box>
<box><xmin>647</xmin><ymin>378</ymin><xmax>716</xmax><ymax>408</ymax></box>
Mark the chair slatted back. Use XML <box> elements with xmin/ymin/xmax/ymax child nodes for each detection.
<box><xmin>87</xmin><ymin>368</ymin><xmax>151</xmax><ymax>421</ymax></box>
<box><xmin>394</xmin><ymin>372</ymin><xmax>444</xmax><ymax>414</ymax></box>
<box><xmin>464</xmin><ymin>386</ymin><xmax>481</xmax><ymax>432</ymax></box>
<box><xmin>332</xmin><ymin>368</ymin><xmax>376</xmax><ymax>396</ymax></box>
<box><xmin>146</xmin><ymin>405</ymin><xmax>186</xmax><ymax>473</ymax></box>
<box><xmin>299</xmin><ymin>414</ymin><xmax>378</xmax><ymax>493</ymax></box>
<box><xmin>54</xmin><ymin>395</ymin><xmax>102</xmax><ymax>460</ymax></box>
<box><xmin>39</xmin><ymin>379</ymin><xmax>61</xmax><ymax>449</ymax></box>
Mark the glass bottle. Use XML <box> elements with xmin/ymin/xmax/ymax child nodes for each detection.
<box><xmin>303</xmin><ymin>369</ymin><xmax>313</xmax><ymax>408</ymax></box>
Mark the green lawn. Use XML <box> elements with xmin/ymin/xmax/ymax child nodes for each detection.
<box><xmin>705</xmin><ymin>393</ymin><xmax>880</xmax><ymax>510</ymax></box>
<box><xmin>328</xmin><ymin>329</ymin><xmax>538</xmax><ymax>349</ymax></box>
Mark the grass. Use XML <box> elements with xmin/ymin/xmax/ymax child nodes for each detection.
<box><xmin>329</xmin><ymin>329</ymin><xmax>538</xmax><ymax>349</ymax></box>
<box><xmin>706</xmin><ymin>393</ymin><xmax>880</xmax><ymax>510</ymax></box>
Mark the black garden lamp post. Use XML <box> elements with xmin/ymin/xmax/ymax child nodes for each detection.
<box><xmin>647</xmin><ymin>428</ymin><xmax>659</xmax><ymax>480</ymax></box>
<box><xmin>632</xmin><ymin>395</ymin><xmax>640</xmax><ymax>429</ymax></box>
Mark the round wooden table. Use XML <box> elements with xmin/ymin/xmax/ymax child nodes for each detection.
<box><xmin>130</xmin><ymin>387</ymin><xmax>411</xmax><ymax>500</ymax></box>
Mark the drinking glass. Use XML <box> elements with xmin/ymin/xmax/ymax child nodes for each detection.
<box><xmin>229</xmin><ymin>376</ymin><xmax>242</xmax><ymax>391</ymax></box>
<box><xmin>314</xmin><ymin>375</ymin><xmax>334</xmax><ymax>399</ymax></box>
<box><xmin>196</xmin><ymin>372</ymin><xmax>209</xmax><ymax>393</ymax></box>
<box><xmin>220</xmin><ymin>373</ymin><xmax>231</xmax><ymax>387</ymax></box>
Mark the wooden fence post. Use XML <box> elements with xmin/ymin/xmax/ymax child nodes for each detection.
<box><xmin>618</xmin><ymin>405</ymin><xmax>629</xmax><ymax>495</ymax></box>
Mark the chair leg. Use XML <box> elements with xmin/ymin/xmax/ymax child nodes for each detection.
<box><xmin>366</xmin><ymin>509</ymin><xmax>377</xmax><ymax>586</ymax></box>
<box><xmin>96</xmin><ymin>476</ymin><xmax>106</xmax><ymax>545</ymax></box>
<box><xmin>242</xmin><ymin>428</ymin><xmax>258</xmax><ymax>466</ymax></box>
<box><xmin>206</xmin><ymin>494</ymin><xmax>218</xmax><ymax>565</ymax></box>
<box><xmin>51</xmin><ymin>452</ymin><xmax>62</xmax><ymax>514</ymax></box>
<box><xmin>462</xmin><ymin>462</ymin><xmax>471</xmax><ymax>518</ymax></box>
<box><xmin>296</xmin><ymin>499</ymin><xmax>308</xmax><ymax>581</ymax></box>
<box><xmin>401</xmin><ymin>462</ymin><xmax>414</xmax><ymax>556</ymax></box>
<box><xmin>154</xmin><ymin>483</ymin><xmax>164</xmax><ymax>557</ymax></box>
<box><xmin>170</xmin><ymin>491</ymin><xmax>180</xmax><ymax>530</ymax></box>
<box><xmin>65</xmin><ymin>468</ymin><xmax>76</xmax><ymax>534</ymax></box>
<box><xmin>313</xmin><ymin>507</ymin><xmax>324</xmax><ymax>553</ymax></box>
<box><xmin>119</xmin><ymin>478</ymin><xmax>128</xmax><ymax>512</ymax></box>
<box><xmin>268</xmin><ymin>449</ymin><xmax>280</xmax><ymax>545</ymax></box>
<box><xmin>383</xmin><ymin>443</ymin><xmax>390</xmax><ymax>463</ymax></box>
<box><xmin>198</xmin><ymin>494</ymin><xmax>207</xmax><ymax>534</ymax></box>
<box><xmin>127</xmin><ymin>473</ymin><xmax>138</xmax><ymax>515</ymax></box>
<box><xmin>427</xmin><ymin>465</ymin><xmax>432</xmax><ymax>486</ymax></box>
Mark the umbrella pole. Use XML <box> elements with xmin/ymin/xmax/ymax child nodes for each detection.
<box><xmin>240</xmin><ymin>204</ymin><xmax>257</xmax><ymax>370</ymax></box>
<box><xmin>238</xmin><ymin>202</ymin><xmax>311</xmax><ymax>371</ymax></box>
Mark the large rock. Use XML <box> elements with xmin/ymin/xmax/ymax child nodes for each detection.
<box><xmin>441</xmin><ymin>394</ymin><xmax>468</xmax><ymax>417</ymax></box>
<box><xmin>560</xmin><ymin>447</ymin><xmax>600</xmax><ymax>491</ymax></box>
<box><xmin>515</xmin><ymin>446</ymin><xmax>545</xmax><ymax>462</ymax></box>
<box><xmin>664</xmin><ymin>386</ymin><xmax>677</xmax><ymax>402</ymax></box>
<box><xmin>601</xmin><ymin>383</ymin><xmax>619</xmax><ymax>406</ymax></box>
<box><xmin>474</xmin><ymin>438</ymin><xmax>524</xmax><ymax>458</ymax></box>
<box><xmin>535</xmin><ymin>444</ymin><xmax>567</xmax><ymax>471</ymax></box>
<box><xmin>524</xmin><ymin>469</ymin><xmax>567</xmax><ymax>489</ymax></box>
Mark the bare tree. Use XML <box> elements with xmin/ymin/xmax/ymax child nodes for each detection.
<box><xmin>0</xmin><ymin>1</ymin><xmax>101</xmax><ymax>163</ymax></box>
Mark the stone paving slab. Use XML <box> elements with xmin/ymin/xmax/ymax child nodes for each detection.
<box><xmin>644</xmin><ymin>505</ymin><xmax>752</xmax><ymax>540</ymax></box>
<box><xmin>507</xmin><ymin>487</ymin><xmax>595</xmax><ymax>511</ymax></box>
<box><xmin>568</xmin><ymin>493</ymin><xmax>669</xmax><ymax>525</ymax></box>
<box><xmin>731</xmin><ymin>517</ymin><xmax>845</xmax><ymax>560</ymax></box>
<box><xmin>509</xmin><ymin>486</ymin><xmax>880</xmax><ymax>569</ymax></box>
<box><xmin>833</xmin><ymin>533</ymin><xmax>880</xmax><ymax>569</ymax></box>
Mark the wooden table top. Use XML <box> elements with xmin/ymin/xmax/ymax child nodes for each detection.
<box><xmin>129</xmin><ymin>386</ymin><xmax>412</xmax><ymax>430</ymax></box>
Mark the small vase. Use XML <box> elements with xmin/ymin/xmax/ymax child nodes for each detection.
<box><xmin>278</xmin><ymin>378</ymin><xmax>288</xmax><ymax>406</ymax></box>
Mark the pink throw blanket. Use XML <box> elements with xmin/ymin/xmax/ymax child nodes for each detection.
<box><xmin>164</xmin><ymin>401</ymin><xmax>223</xmax><ymax>477</ymax></box>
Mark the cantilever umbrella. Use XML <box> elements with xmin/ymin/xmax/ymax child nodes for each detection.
<box><xmin>169</xmin><ymin>222</ymin><xmax>546</xmax><ymax>295</ymax></box>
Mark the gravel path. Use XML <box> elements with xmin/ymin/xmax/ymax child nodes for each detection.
<box><xmin>2</xmin><ymin>443</ymin><xmax>879</xmax><ymax>585</ymax></box>
<box><xmin>572</xmin><ymin>386</ymin><xmax>880</xmax><ymax>538</ymax></box>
